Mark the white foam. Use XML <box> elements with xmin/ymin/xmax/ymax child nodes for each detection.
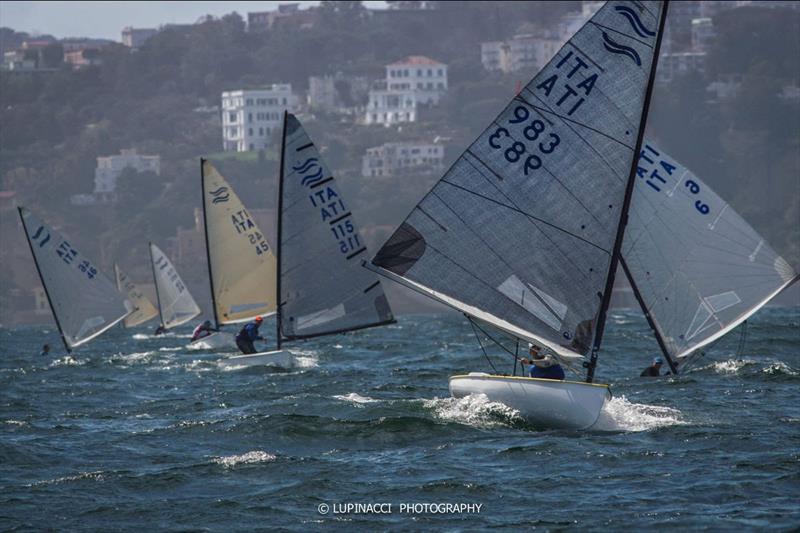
<box><xmin>30</xmin><ymin>470</ymin><xmax>105</xmax><ymax>486</ymax></box>
<box><xmin>293</xmin><ymin>355</ymin><xmax>319</xmax><ymax>369</ymax></box>
<box><xmin>593</xmin><ymin>395</ymin><xmax>687</xmax><ymax>432</ymax></box>
<box><xmin>423</xmin><ymin>393</ymin><xmax>522</xmax><ymax>428</ymax></box>
<box><xmin>158</xmin><ymin>346</ymin><xmax>183</xmax><ymax>352</ymax></box>
<box><xmin>333</xmin><ymin>392</ymin><xmax>379</xmax><ymax>405</ymax></box>
<box><xmin>49</xmin><ymin>355</ymin><xmax>87</xmax><ymax>367</ymax></box>
<box><xmin>763</xmin><ymin>361</ymin><xmax>798</xmax><ymax>376</ymax></box>
<box><xmin>708</xmin><ymin>358</ymin><xmax>755</xmax><ymax>374</ymax></box>
<box><xmin>4</xmin><ymin>419</ymin><xmax>28</xmax><ymax>426</ymax></box>
<box><xmin>213</xmin><ymin>450</ymin><xmax>276</xmax><ymax>468</ymax></box>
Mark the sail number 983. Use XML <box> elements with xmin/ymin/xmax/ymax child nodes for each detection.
<box><xmin>488</xmin><ymin>105</ymin><xmax>560</xmax><ymax>175</ymax></box>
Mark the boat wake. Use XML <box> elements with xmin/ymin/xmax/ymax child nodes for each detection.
<box><xmin>49</xmin><ymin>355</ymin><xmax>87</xmax><ymax>367</ymax></box>
<box><xmin>212</xmin><ymin>450</ymin><xmax>276</xmax><ymax>468</ymax></box>
<box><xmin>422</xmin><ymin>393</ymin><xmax>523</xmax><ymax>429</ymax></box>
<box><xmin>593</xmin><ymin>395</ymin><xmax>687</xmax><ymax>432</ymax></box>
<box><xmin>332</xmin><ymin>392</ymin><xmax>379</xmax><ymax>405</ymax></box>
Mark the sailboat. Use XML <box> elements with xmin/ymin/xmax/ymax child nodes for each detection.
<box><xmin>622</xmin><ymin>141</ymin><xmax>798</xmax><ymax>373</ymax></box>
<box><xmin>114</xmin><ymin>263</ymin><xmax>159</xmax><ymax>328</ymax></box>
<box><xmin>365</xmin><ymin>0</ymin><xmax>669</xmax><ymax>429</ymax></box>
<box><xmin>148</xmin><ymin>242</ymin><xmax>202</xmax><ymax>333</ymax></box>
<box><xmin>190</xmin><ymin>159</ymin><xmax>278</xmax><ymax>351</ymax></box>
<box><xmin>219</xmin><ymin>112</ymin><xmax>395</xmax><ymax>368</ymax></box>
<box><xmin>18</xmin><ymin>206</ymin><xmax>131</xmax><ymax>353</ymax></box>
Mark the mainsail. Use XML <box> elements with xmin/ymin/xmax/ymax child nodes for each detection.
<box><xmin>115</xmin><ymin>263</ymin><xmax>159</xmax><ymax>328</ymax></box>
<box><xmin>623</xmin><ymin>141</ymin><xmax>799</xmax><ymax>362</ymax></box>
<box><xmin>201</xmin><ymin>159</ymin><xmax>277</xmax><ymax>326</ymax></box>
<box><xmin>368</xmin><ymin>0</ymin><xmax>666</xmax><ymax>364</ymax></box>
<box><xmin>19</xmin><ymin>207</ymin><xmax>131</xmax><ymax>351</ymax></box>
<box><xmin>149</xmin><ymin>242</ymin><xmax>201</xmax><ymax>329</ymax></box>
<box><xmin>278</xmin><ymin>112</ymin><xmax>394</xmax><ymax>341</ymax></box>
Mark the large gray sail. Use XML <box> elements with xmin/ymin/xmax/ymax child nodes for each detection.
<box><xmin>624</xmin><ymin>142</ymin><xmax>798</xmax><ymax>360</ymax></box>
<box><xmin>279</xmin><ymin>113</ymin><xmax>394</xmax><ymax>339</ymax></box>
<box><xmin>19</xmin><ymin>207</ymin><xmax>131</xmax><ymax>351</ymax></box>
<box><xmin>369</xmin><ymin>1</ymin><xmax>665</xmax><ymax>360</ymax></box>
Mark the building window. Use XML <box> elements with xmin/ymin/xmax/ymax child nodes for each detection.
<box><xmin>249</xmin><ymin>143</ymin><xmax>254</xmax><ymax>151</ymax></box>
<box><xmin>229</xmin><ymin>112</ymin><xmax>236</xmax><ymax>122</ymax></box>
<box><xmin>248</xmin><ymin>113</ymin><xmax>253</xmax><ymax>122</ymax></box>
<box><xmin>259</xmin><ymin>127</ymin><xmax>264</xmax><ymax>135</ymax></box>
<box><xmin>438</xmin><ymin>69</ymin><xmax>443</xmax><ymax>76</ymax></box>
<box><xmin>248</xmin><ymin>128</ymin><xmax>253</xmax><ymax>136</ymax></box>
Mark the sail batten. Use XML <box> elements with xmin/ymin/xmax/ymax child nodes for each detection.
<box><xmin>19</xmin><ymin>207</ymin><xmax>131</xmax><ymax>351</ymax></box>
<box><xmin>201</xmin><ymin>160</ymin><xmax>277</xmax><ymax>326</ymax></box>
<box><xmin>149</xmin><ymin>243</ymin><xmax>201</xmax><ymax>329</ymax></box>
<box><xmin>278</xmin><ymin>112</ymin><xmax>394</xmax><ymax>339</ymax></box>
<box><xmin>370</xmin><ymin>1</ymin><xmax>666</xmax><ymax>362</ymax></box>
<box><xmin>623</xmin><ymin>142</ymin><xmax>799</xmax><ymax>362</ymax></box>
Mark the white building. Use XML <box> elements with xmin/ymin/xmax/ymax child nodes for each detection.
<box><xmin>94</xmin><ymin>149</ymin><xmax>160</xmax><ymax>200</ymax></box>
<box><xmin>221</xmin><ymin>85</ymin><xmax>299</xmax><ymax>152</ymax></box>
<box><xmin>362</xmin><ymin>141</ymin><xmax>445</xmax><ymax>178</ymax></box>
<box><xmin>365</xmin><ymin>56</ymin><xmax>447</xmax><ymax>126</ymax></box>
<box><xmin>121</xmin><ymin>27</ymin><xmax>158</xmax><ymax>48</ymax></box>
<box><xmin>691</xmin><ymin>17</ymin><xmax>715</xmax><ymax>53</ymax></box>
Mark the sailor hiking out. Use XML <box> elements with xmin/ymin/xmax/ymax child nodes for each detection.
<box><xmin>236</xmin><ymin>316</ymin><xmax>264</xmax><ymax>354</ymax></box>
<box><xmin>191</xmin><ymin>320</ymin><xmax>218</xmax><ymax>342</ymax></box>
<box><xmin>520</xmin><ymin>344</ymin><xmax>565</xmax><ymax>380</ymax></box>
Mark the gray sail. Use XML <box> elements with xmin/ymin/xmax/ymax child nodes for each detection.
<box><xmin>623</xmin><ymin>141</ymin><xmax>798</xmax><ymax>360</ymax></box>
<box><xmin>149</xmin><ymin>243</ymin><xmax>202</xmax><ymax>329</ymax></box>
<box><xmin>279</xmin><ymin>113</ymin><xmax>394</xmax><ymax>339</ymax></box>
<box><xmin>19</xmin><ymin>207</ymin><xmax>131</xmax><ymax>350</ymax></box>
<box><xmin>368</xmin><ymin>1</ymin><xmax>665</xmax><ymax>360</ymax></box>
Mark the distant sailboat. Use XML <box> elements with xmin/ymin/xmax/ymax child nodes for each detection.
<box><xmin>190</xmin><ymin>159</ymin><xmax>278</xmax><ymax>350</ymax></box>
<box><xmin>623</xmin><ymin>142</ymin><xmax>799</xmax><ymax>373</ymax></box>
<box><xmin>148</xmin><ymin>242</ymin><xmax>201</xmax><ymax>332</ymax></box>
<box><xmin>19</xmin><ymin>206</ymin><xmax>131</xmax><ymax>352</ymax></box>
<box><xmin>220</xmin><ymin>112</ymin><xmax>395</xmax><ymax>368</ymax></box>
<box><xmin>366</xmin><ymin>0</ymin><xmax>668</xmax><ymax>429</ymax></box>
<box><xmin>114</xmin><ymin>263</ymin><xmax>159</xmax><ymax>328</ymax></box>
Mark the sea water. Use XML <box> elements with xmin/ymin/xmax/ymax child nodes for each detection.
<box><xmin>1</xmin><ymin>307</ymin><xmax>798</xmax><ymax>530</ymax></box>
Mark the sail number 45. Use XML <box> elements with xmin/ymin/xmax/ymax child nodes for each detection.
<box><xmin>488</xmin><ymin>105</ymin><xmax>560</xmax><ymax>175</ymax></box>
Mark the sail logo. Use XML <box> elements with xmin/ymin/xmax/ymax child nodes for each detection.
<box><xmin>31</xmin><ymin>225</ymin><xmax>51</xmax><ymax>247</ymax></box>
<box><xmin>209</xmin><ymin>187</ymin><xmax>230</xmax><ymax>204</ymax></box>
<box><xmin>614</xmin><ymin>5</ymin><xmax>655</xmax><ymax>38</ymax></box>
<box><xmin>293</xmin><ymin>157</ymin><xmax>324</xmax><ymax>187</ymax></box>
<box><xmin>601</xmin><ymin>32</ymin><xmax>642</xmax><ymax>66</ymax></box>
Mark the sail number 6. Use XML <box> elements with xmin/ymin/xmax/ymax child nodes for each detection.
<box><xmin>684</xmin><ymin>179</ymin><xmax>710</xmax><ymax>215</ymax></box>
<box><xmin>488</xmin><ymin>105</ymin><xmax>560</xmax><ymax>175</ymax></box>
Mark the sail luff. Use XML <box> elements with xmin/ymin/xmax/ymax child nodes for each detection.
<box><xmin>200</xmin><ymin>158</ymin><xmax>221</xmax><ymax>329</ymax></box>
<box><xmin>620</xmin><ymin>256</ymin><xmax>679</xmax><ymax>373</ymax></box>
<box><xmin>585</xmin><ymin>0</ymin><xmax>670</xmax><ymax>383</ymax></box>
<box><xmin>18</xmin><ymin>206</ymin><xmax>71</xmax><ymax>354</ymax></box>
<box><xmin>276</xmin><ymin>110</ymin><xmax>288</xmax><ymax>350</ymax></box>
<box><xmin>148</xmin><ymin>241</ymin><xmax>165</xmax><ymax>328</ymax></box>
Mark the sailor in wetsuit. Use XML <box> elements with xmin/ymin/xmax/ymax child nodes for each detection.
<box><xmin>191</xmin><ymin>320</ymin><xmax>218</xmax><ymax>342</ymax></box>
<box><xmin>520</xmin><ymin>344</ymin><xmax>565</xmax><ymax>380</ymax></box>
<box><xmin>235</xmin><ymin>316</ymin><xmax>264</xmax><ymax>354</ymax></box>
<box><xmin>640</xmin><ymin>356</ymin><xmax>664</xmax><ymax>377</ymax></box>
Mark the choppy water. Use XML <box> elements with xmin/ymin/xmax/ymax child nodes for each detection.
<box><xmin>1</xmin><ymin>308</ymin><xmax>798</xmax><ymax>531</ymax></box>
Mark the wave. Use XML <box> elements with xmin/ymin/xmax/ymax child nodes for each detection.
<box><xmin>29</xmin><ymin>470</ymin><xmax>105</xmax><ymax>487</ymax></box>
<box><xmin>422</xmin><ymin>393</ymin><xmax>523</xmax><ymax>429</ymax></box>
<box><xmin>762</xmin><ymin>361</ymin><xmax>798</xmax><ymax>377</ymax></box>
<box><xmin>593</xmin><ymin>395</ymin><xmax>687</xmax><ymax>432</ymax></box>
<box><xmin>49</xmin><ymin>355</ymin><xmax>87</xmax><ymax>367</ymax></box>
<box><xmin>694</xmin><ymin>358</ymin><xmax>797</xmax><ymax>377</ymax></box>
<box><xmin>333</xmin><ymin>392</ymin><xmax>379</xmax><ymax>405</ymax></box>
<box><xmin>212</xmin><ymin>450</ymin><xmax>276</xmax><ymax>468</ymax></box>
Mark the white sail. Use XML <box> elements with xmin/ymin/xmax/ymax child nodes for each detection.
<box><xmin>115</xmin><ymin>263</ymin><xmax>159</xmax><ymax>328</ymax></box>
<box><xmin>623</xmin><ymin>141</ymin><xmax>799</xmax><ymax>360</ymax></box>
<box><xmin>369</xmin><ymin>1</ymin><xmax>666</xmax><ymax>360</ymax></box>
<box><xmin>19</xmin><ymin>207</ymin><xmax>131</xmax><ymax>350</ymax></box>
<box><xmin>202</xmin><ymin>159</ymin><xmax>277</xmax><ymax>325</ymax></box>
<box><xmin>149</xmin><ymin>242</ymin><xmax>201</xmax><ymax>329</ymax></box>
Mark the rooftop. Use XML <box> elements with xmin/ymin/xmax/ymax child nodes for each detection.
<box><xmin>387</xmin><ymin>55</ymin><xmax>445</xmax><ymax>67</ymax></box>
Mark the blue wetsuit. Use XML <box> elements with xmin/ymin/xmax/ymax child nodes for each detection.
<box><xmin>530</xmin><ymin>364</ymin><xmax>565</xmax><ymax>380</ymax></box>
<box><xmin>236</xmin><ymin>322</ymin><xmax>262</xmax><ymax>354</ymax></box>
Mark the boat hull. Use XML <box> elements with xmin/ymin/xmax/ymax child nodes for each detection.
<box><xmin>218</xmin><ymin>349</ymin><xmax>293</xmax><ymax>369</ymax></box>
<box><xmin>449</xmin><ymin>373</ymin><xmax>610</xmax><ymax>430</ymax></box>
<box><xmin>187</xmin><ymin>331</ymin><xmax>236</xmax><ymax>350</ymax></box>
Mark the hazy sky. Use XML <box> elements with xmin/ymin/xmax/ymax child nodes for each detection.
<box><xmin>0</xmin><ymin>1</ymin><xmax>386</xmax><ymax>40</ymax></box>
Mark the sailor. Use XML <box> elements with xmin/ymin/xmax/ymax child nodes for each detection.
<box><xmin>40</xmin><ymin>344</ymin><xmax>50</xmax><ymax>356</ymax></box>
<box><xmin>236</xmin><ymin>316</ymin><xmax>264</xmax><ymax>354</ymax></box>
<box><xmin>640</xmin><ymin>356</ymin><xmax>664</xmax><ymax>377</ymax></box>
<box><xmin>154</xmin><ymin>325</ymin><xmax>167</xmax><ymax>336</ymax></box>
<box><xmin>521</xmin><ymin>344</ymin><xmax>565</xmax><ymax>380</ymax></box>
<box><xmin>191</xmin><ymin>320</ymin><xmax>218</xmax><ymax>341</ymax></box>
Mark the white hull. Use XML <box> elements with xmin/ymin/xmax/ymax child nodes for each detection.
<box><xmin>218</xmin><ymin>349</ymin><xmax>293</xmax><ymax>369</ymax></box>
<box><xmin>187</xmin><ymin>331</ymin><xmax>236</xmax><ymax>350</ymax></box>
<box><xmin>449</xmin><ymin>373</ymin><xmax>610</xmax><ymax>430</ymax></box>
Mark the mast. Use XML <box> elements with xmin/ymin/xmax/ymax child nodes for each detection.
<box><xmin>585</xmin><ymin>0</ymin><xmax>670</xmax><ymax>383</ymax></box>
<box><xmin>275</xmin><ymin>111</ymin><xmax>288</xmax><ymax>350</ymax></box>
<box><xmin>19</xmin><ymin>207</ymin><xmax>71</xmax><ymax>354</ymax></box>
<box><xmin>200</xmin><ymin>158</ymin><xmax>220</xmax><ymax>329</ymax></box>
<box><xmin>620</xmin><ymin>256</ymin><xmax>679</xmax><ymax>375</ymax></box>
<box><xmin>148</xmin><ymin>242</ymin><xmax>165</xmax><ymax>329</ymax></box>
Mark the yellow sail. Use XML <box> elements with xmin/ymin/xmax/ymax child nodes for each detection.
<box><xmin>115</xmin><ymin>263</ymin><xmax>159</xmax><ymax>328</ymax></box>
<box><xmin>202</xmin><ymin>159</ymin><xmax>277</xmax><ymax>325</ymax></box>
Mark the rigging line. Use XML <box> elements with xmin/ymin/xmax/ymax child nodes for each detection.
<box><xmin>467</xmin><ymin>315</ymin><xmax>526</xmax><ymax>361</ymax></box>
<box><xmin>439</xmin><ymin>177</ymin><xmax>610</xmax><ymax>254</ymax></box>
<box><xmin>736</xmin><ymin>320</ymin><xmax>748</xmax><ymax>358</ymax></box>
<box><xmin>587</xmin><ymin>21</ymin><xmax>654</xmax><ymax>48</ymax></box>
<box><xmin>467</xmin><ymin>315</ymin><xmax>499</xmax><ymax>374</ymax></box>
